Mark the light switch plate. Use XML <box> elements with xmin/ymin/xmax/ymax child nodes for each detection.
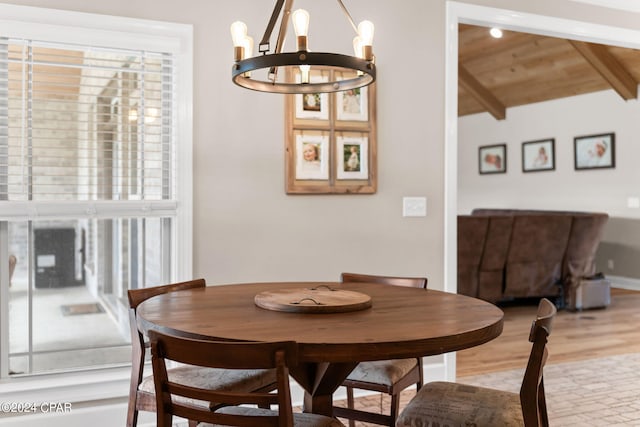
<box><xmin>403</xmin><ymin>197</ymin><xmax>427</xmax><ymax>217</ymax></box>
<box><xmin>627</xmin><ymin>196</ymin><xmax>640</xmax><ymax>209</ymax></box>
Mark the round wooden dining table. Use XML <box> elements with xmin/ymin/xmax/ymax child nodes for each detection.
<box><xmin>136</xmin><ymin>281</ymin><xmax>504</xmax><ymax>417</ymax></box>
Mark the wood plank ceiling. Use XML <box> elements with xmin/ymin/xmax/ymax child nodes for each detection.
<box><xmin>458</xmin><ymin>24</ymin><xmax>640</xmax><ymax>120</ymax></box>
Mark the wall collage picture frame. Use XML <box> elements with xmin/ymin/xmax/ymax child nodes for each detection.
<box><xmin>285</xmin><ymin>67</ymin><xmax>377</xmax><ymax>194</ymax></box>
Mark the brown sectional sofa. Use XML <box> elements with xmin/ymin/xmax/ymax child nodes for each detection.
<box><xmin>458</xmin><ymin>209</ymin><xmax>608</xmax><ymax>306</ymax></box>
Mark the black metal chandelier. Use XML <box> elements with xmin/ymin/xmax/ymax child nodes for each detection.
<box><xmin>231</xmin><ymin>0</ymin><xmax>376</xmax><ymax>94</ymax></box>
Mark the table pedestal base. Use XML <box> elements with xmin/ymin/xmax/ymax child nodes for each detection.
<box><xmin>290</xmin><ymin>361</ymin><xmax>359</xmax><ymax>417</ymax></box>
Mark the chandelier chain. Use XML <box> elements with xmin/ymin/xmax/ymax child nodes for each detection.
<box><xmin>336</xmin><ymin>0</ymin><xmax>359</xmax><ymax>33</ymax></box>
<box><xmin>259</xmin><ymin>0</ymin><xmax>285</xmax><ymax>53</ymax></box>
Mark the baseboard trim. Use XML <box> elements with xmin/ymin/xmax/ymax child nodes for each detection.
<box><xmin>0</xmin><ymin>367</ymin><xmax>130</xmax><ymax>405</ymax></box>
<box><xmin>0</xmin><ymin>401</ymin><xmax>132</xmax><ymax>426</ymax></box>
<box><xmin>607</xmin><ymin>275</ymin><xmax>640</xmax><ymax>291</ymax></box>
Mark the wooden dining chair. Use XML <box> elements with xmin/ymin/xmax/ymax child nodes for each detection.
<box><xmin>333</xmin><ymin>272</ymin><xmax>428</xmax><ymax>427</ymax></box>
<box><xmin>396</xmin><ymin>298</ymin><xmax>557</xmax><ymax>427</ymax></box>
<box><xmin>149</xmin><ymin>330</ymin><xmax>345</xmax><ymax>427</ymax></box>
<box><xmin>126</xmin><ymin>279</ymin><xmax>277</xmax><ymax>427</ymax></box>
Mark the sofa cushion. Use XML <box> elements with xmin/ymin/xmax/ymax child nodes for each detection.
<box><xmin>457</xmin><ymin>216</ymin><xmax>489</xmax><ymax>297</ymax></box>
<box><xmin>504</xmin><ymin>215</ymin><xmax>572</xmax><ymax>297</ymax></box>
<box><xmin>477</xmin><ymin>216</ymin><xmax>514</xmax><ymax>302</ymax></box>
<box><xmin>563</xmin><ymin>213</ymin><xmax>609</xmax><ymax>284</ymax></box>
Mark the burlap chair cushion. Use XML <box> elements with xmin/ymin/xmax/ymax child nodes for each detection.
<box><xmin>346</xmin><ymin>358</ymin><xmax>418</xmax><ymax>386</ymax></box>
<box><xmin>205</xmin><ymin>406</ymin><xmax>345</xmax><ymax>427</ymax></box>
<box><xmin>396</xmin><ymin>381</ymin><xmax>524</xmax><ymax>427</ymax></box>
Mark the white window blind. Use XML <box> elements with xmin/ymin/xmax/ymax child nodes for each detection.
<box><xmin>0</xmin><ymin>37</ymin><xmax>174</xmax><ymax>203</ymax></box>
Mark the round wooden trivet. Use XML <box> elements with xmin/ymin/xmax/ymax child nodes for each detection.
<box><xmin>254</xmin><ymin>285</ymin><xmax>372</xmax><ymax>313</ymax></box>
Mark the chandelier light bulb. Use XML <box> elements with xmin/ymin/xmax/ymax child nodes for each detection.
<box><xmin>352</xmin><ymin>36</ymin><xmax>363</xmax><ymax>58</ymax></box>
<box><xmin>230</xmin><ymin>21</ymin><xmax>248</xmax><ymax>61</ymax></box>
<box><xmin>230</xmin><ymin>21</ymin><xmax>248</xmax><ymax>47</ymax></box>
<box><xmin>292</xmin><ymin>9</ymin><xmax>310</xmax><ymax>51</ymax></box>
<box><xmin>299</xmin><ymin>64</ymin><xmax>311</xmax><ymax>84</ymax></box>
<box><xmin>357</xmin><ymin>20</ymin><xmax>375</xmax><ymax>45</ymax></box>
<box><xmin>357</xmin><ymin>20</ymin><xmax>374</xmax><ymax>61</ymax></box>
<box><xmin>292</xmin><ymin>9</ymin><xmax>310</xmax><ymax>37</ymax></box>
<box><xmin>242</xmin><ymin>36</ymin><xmax>254</xmax><ymax>77</ymax></box>
<box><xmin>243</xmin><ymin>36</ymin><xmax>254</xmax><ymax>59</ymax></box>
<box><xmin>352</xmin><ymin>36</ymin><xmax>364</xmax><ymax>75</ymax></box>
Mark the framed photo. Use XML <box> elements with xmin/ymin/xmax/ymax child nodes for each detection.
<box><xmin>574</xmin><ymin>133</ymin><xmax>615</xmax><ymax>170</ymax></box>
<box><xmin>336</xmin><ymin>86</ymin><xmax>368</xmax><ymax>121</ymax></box>
<box><xmin>522</xmin><ymin>138</ymin><xmax>555</xmax><ymax>172</ymax></box>
<box><xmin>295</xmin><ymin>133</ymin><xmax>329</xmax><ymax>180</ymax></box>
<box><xmin>294</xmin><ymin>72</ymin><xmax>329</xmax><ymax>120</ymax></box>
<box><xmin>478</xmin><ymin>144</ymin><xmax>507</xmax><ymax>174</ymax></box>
<box><xmin>337</xmin><ymin>136</ymin><xmax>368</xmax><ymax>180</ymax></box>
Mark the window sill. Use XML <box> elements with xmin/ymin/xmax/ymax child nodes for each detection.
<box><xmin>0</xmin><ymin>366</ymin><xmax>130</xmax><ymax>403</ymax></box>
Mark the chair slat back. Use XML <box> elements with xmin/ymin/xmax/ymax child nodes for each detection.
<box><xmin>149</xmin><ymin>330</ymin><xmax>297</xmax><ymax>427</ymax></box>
<box><xmin>128</xmin><ymin>278</ymin><xmax>206</xmax><ymax>310</ymax></box>
<box><xmin>128</xmin><ymin>278</ymin><xmax>206</xmax><ymax>353</ymax></box>
<box><xmin>341</xmin><ymin>272</ymin><xmax>428</xmax><ymax>289</ymax></box>
<box><xmin>127</xmin><ymin>279</ymin><xmax>207</xmax><ymax>408</ymax></box>
<box><xmin>520</xmin><ymin>298</ymin><xmax>557</xmax><ymax>427</ymax></box>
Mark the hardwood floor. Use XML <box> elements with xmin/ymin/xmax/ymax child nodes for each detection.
<box><xmin>456</xmin><ymin>287</ymin><xmax>640</xmax><ymax>377</ymax></box>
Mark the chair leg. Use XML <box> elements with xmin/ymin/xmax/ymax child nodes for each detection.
<box><xmin>389</xmin><ymin>393</ymin><xmax>401</xmax><ymax>427</ymax></box>
<box><xmin>346</xmin><ymin>386</ymin><xmax>356</xmax><ymax>427</ymax></box>
<box><xmin>538</xmin><ymin>378</ymin><xmax>550</xmax><ymax>427</ymax></box>
<box><xmin>126</xmin><ymin>402</ymin><xmax>138</xmax><ymax>427</ymax></box>
<box><xmin>188</xmin><ymin>420</ymin><xmax>197</xmax><ymax>427</ymax></box>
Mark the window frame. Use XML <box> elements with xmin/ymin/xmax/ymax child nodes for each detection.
<box><xmin>0</xmin><ymin>3</ymin><xmax>193</xmax><ymax>404</ymax></box>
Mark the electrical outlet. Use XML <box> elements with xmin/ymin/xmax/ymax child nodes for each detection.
<box><xmin>403</xmin><ymin>197</ymin><xmax>427</xmax><ymax>217</ymax></box>
<box><xmin>607</xmin><ymin>259</ymin><xmax>615</xmax><ymax>270</ymax></box>
<box><xmin>628</xmin><ymin>197</ymin><xmax>640</xmax><ymax>209</ymax></box>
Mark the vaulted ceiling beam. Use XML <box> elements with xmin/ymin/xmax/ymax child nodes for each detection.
<box><xmin>459</xmin><ymin>64</ymin><xmax>506</xmax><ymax>120</ymax></box>
<box><xmin>569</xmin><ymin>40</ymin><xmax>638</xmax><ymax>100</ymax></box>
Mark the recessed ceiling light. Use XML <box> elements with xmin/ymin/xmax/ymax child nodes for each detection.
<box><xmin>490</xmin><ymin>27</ymin><xmax>503</xmax><ymax>38</ymax></box>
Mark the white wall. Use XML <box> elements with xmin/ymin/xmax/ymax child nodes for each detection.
<box><xmin>193</xmin><ymin>0</ymin><xmax>444</xmax><ymax>286</ymax></box>
<box><xmin>458</xmin><ymin>89</ymin><xmax>640</xmax><ymax>218</ymax></box>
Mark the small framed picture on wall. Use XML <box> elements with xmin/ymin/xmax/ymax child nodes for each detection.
<box><xmin>294</xmin><ymin>133</ymin><xmax>329</xmax><ymax>180</ymax></box>
<box><xmin>294</xmin><ymin>70</ymin><xmax>330</xmax><ymax>121</ymax></box>
<box><xmin>337</xmin><ymin>135</ymin><xmax>368</xmax><ymax>180</ymax></box>
<box><xmin>336</xmin><ymin>86</ymin><xmax>368</xmax><ymax>122</ymax></box>
<box><xmin>478</xmin><ymin>144</ymin><xmax>507</xmax><ymax>174</ymax></box>
<box><xmin>522</xmin><ymin>138</ymin><xmax>555</xmax><ymax>172</ymax></box>
<box><xmin>574</xmin><ymin>133</ymin><xmax>615</xmax><ymax>170</ymax></box>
